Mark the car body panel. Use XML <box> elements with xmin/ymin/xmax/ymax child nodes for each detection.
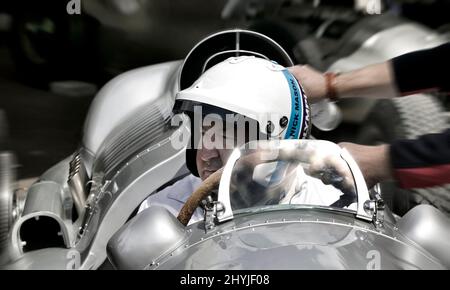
<box><xmin>112</xmin><ymin>207</ymin><xmax>445</xmax><ymax>270</ymax></box>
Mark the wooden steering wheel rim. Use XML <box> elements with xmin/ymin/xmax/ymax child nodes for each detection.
<box><xmin>177</xmin><ymin>168</ymin><xmax>223</xmax><ymax>226</ymax></box>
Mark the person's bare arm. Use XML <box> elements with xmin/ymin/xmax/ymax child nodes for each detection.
<box><xmin>289</xmin><ymin>62</ymin><xmax>399</xmax><ymax>103</ymax></box>
<box><xmin>338</xmin><ymin>143</ymin><xmax>393</xmax><ymax>189</ymax></box>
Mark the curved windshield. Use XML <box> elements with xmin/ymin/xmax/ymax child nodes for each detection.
<box><xmin>226</xmin><ymin>140</ymin><xmax>358</xmax><ymax>213</ymax></box>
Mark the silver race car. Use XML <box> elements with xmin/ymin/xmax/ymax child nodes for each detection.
<box><xmin>1</xmin><ymin>28</ymin><xmax>449</xmax><ymax>270</ymax></box>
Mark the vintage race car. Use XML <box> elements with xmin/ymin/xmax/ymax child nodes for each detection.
<box><xmin>0</xmin><ymin>26</ymin><xmax>449</xmax><ymax>269</ymax></box>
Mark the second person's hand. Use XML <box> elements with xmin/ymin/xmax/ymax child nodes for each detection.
<box><xmin>288</xmin><ymin>65</ymin><xmax>327</xmax><ymax>103</ymax></box>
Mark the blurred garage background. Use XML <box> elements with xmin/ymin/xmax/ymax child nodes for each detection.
<box><xmin>0</xmin><ymin>0</ymin><xmax>449</xmax><ymax>215</ymax></box>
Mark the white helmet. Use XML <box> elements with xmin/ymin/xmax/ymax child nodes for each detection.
<box><xmin>174</xmin><ymin>56</ymin><xmax>311</xmax><ymax>176</ymax></box>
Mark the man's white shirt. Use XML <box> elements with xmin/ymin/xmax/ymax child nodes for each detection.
<box><xmin>138</xmin><ymin>174</ymin><xmax>203</xmax><ymax>225</ymax></box>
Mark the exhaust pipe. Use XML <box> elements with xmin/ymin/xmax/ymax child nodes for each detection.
<box><xmin>68</xmin><ymin>152</ymin><xmax>88</xmax><ymax>218</ymax></box>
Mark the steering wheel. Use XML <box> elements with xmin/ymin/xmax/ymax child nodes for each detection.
<box><xmin>177</xmin><ymin>168</ymin><xmax>224</xmax><ymax>226</ymax></box>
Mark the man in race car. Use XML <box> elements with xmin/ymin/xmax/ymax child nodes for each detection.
<box><xmin>139</xmin><ymin>56</ymin><xmax>354</xmax><ymax>223</ymax></box>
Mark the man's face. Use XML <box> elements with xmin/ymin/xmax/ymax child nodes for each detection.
<box><xmin>196</xmin><ymin>146</ymin><xmax>233</xmax><ymax>181</ymax></box>
<box><xmin>196</xmin><ymin>124</ymin><xmax>237</xmax><ymax>180</ymax></box>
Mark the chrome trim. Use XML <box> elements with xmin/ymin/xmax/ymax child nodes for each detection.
<box><xmin>0</xmin><ymin>152</ymin><xmax>15</xmax><ymax>244</ymax></box>
<box><xmin>202</xmin><ymin>50</ymin><xmax>270</xmax><ymax>73</ymax></box>
<box><xmin>68</xmin><ymin>152</ymin><xmax>88</xmax><ymax>218</ymax></box>
<box><xmin>178</xmin><ymin>29</ymin><xmax>294</xmax><ymax>89</ymax></box>
<box><xmin>340</xmin><ymin>148</ymin><xmax>372</xmax><ymax>221</ymax></box>
<box><xmin>216</xmin><ymin>148</ymin><xmax>241</xmax><ymax>223</ymax></box>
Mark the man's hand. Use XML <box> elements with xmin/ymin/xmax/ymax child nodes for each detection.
<box><xmin>338</xmin><ymin>142</ymin><xmax>393</xmax><ymax>189</ymax></box>
<box><xmin>288</xmin><ymin>65</ymin><xmax>327</xmax><ymax>103</ymax></box>
<box><xmin>270</xmin><ymin>141</ymin><xmax>357</xmax><ymax>194</ymax></box>
<box><xmin>306</xmin><ymin>151</ymin><xmax>356</xmax><ymax>194</ymax></box>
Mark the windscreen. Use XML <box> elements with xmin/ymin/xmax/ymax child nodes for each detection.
<box><xmin>228</xmin><ymin>140</ymin><xmax>358</xmax><ymax>213</ymax></box>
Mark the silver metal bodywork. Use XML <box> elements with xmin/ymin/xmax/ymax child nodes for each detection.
<box><xmin>81</xmin><ymin>60</ymin><xmax>182</xmax><ymax>174</ymax></box>
<box><xmin>1</xmin><ymin>25</ymin><xmax>450</xmax><ymax>270</ymax></box>
<box><xmin>397</xmin><ymin>205</ymin><xmax>450</xmax><ymax>267</ymax></box>
<box><xmin>330</xmin><ymin>23</ymin><xmax>448</xmax><ymax>123</ymax></box>
<box><xmin>9</xmin><ymin>157</ymin><xmax>75</xmax><ymax>258</ymax></box>
<box><xmin>156</xmin><ymin>208</ymin><xmax>446</xmax><ymax>270</ymax></box>
<box><xmin>77</xmin><ymin>125</ymin><xmax>189</xmax><ymax>269</ymax></box>
<box><xmin>330</xmin><ymin>23</ymin><xmax>445</xmax><ymax>73</ymax></box>
<box><xmin>1</xmin><ymin>59</ymin><xmax>190</xmax><ymax>269</ymax></box>
<box><xmin>107</xmin><ymin>206</ymin><xmax>188</xmax><ymax>270</ymax></box>
<box><xmin>108</xmin><ymin>204</ymin><xmax>449</xmax><ymax>270</ymax></box>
